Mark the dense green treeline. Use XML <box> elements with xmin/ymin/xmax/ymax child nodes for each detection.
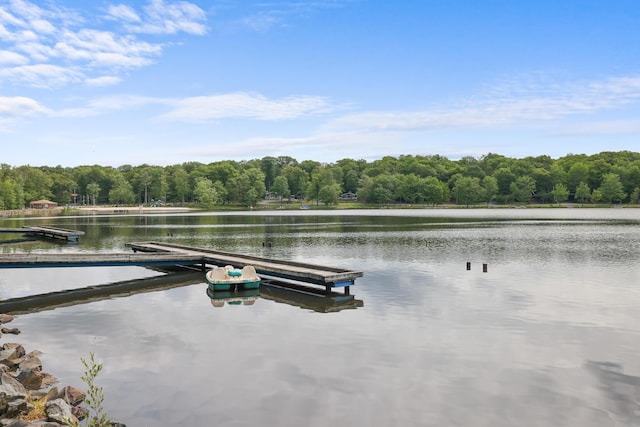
<box><xmin>1</xmin><ymin>151</ymin><xmax>640</xmax><ymax>209</ymax></box>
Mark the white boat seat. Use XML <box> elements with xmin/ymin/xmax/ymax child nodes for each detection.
<box><xmin>209</xmin><ymin>267</ymin><xmax>227</xmax><ymax>281</ymax></box>
<box><xmin>242</xmin><ymin>265</ymin><xmax>257</xmax><ymax>279</ymax></box>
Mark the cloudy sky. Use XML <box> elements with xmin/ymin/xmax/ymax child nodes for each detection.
<box><xmin>1</xmin><ymin>0</ymin><xmax>639</xmax><ymax>167</ymax></box>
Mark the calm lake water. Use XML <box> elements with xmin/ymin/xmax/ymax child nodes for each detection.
<box><xmin>1</xmin><ymin>208</ymin><xmax>640</xmax><ymax>427</ymax></box>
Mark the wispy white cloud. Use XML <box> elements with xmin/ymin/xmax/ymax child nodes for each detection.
<box><xmin>109</xmin><ymin>0</ymin><xmax>207</xmax><ymax>35</ymax></box>
<box><xmin>238</xmin><ymin>0</ymin><xmax>352</xmax><ymax>32</ymax></box>
<box><xmin>24</xmin><ymin>91</ymin><xmax>333</xmax><ymax>121</ymax></box>
<box><xmin>0</xmin><ymin>95</ymin><xmax>49</xmax><ymax>116</ymax></box>
<box><xmin>0</xmin><ymin>0</ymin><xmax>207</xmax><ymax>89</ymax></box>
<box><xmin>50</xmin><ymin>94</ymin><xmax>166</xmax><ymax>118</ymax></box>
<box><xmin>327</xmin><ymin>74</ymin><xmax>640</xmax><ymax>132</ymax></box>
<box><xmin>85</xmin><ymin>75</ymin><xmax>122</xmax><ymax>87</ymax></box>
<box><xmin>0</xmin><ymin>63</ymin><xmax>82</xmax><ymax>88</ymax></box>
<box><xmin>161</xmin><ymin>92</ymin><xmax>333</xmax><ymax>121</ymax></box>
<box><xmin>181</xmin><ymin>128</ymin><xmax>399</xmax><ymax>163</ymax></box>
<box><xmin>107</xmin><ymin>5</ymin><xmax>141</xmax><ymax>23</ymax></box>
<box><xmin>0</xmin><ymin>49</ymin><xmax>27</xmax><ymax>64</ymax></box>
<box><xmin>54</xmin><ymin>29</ymin><xmax>161</xmax><ymax>68</ymax></box>
<box><xmin>549</xmin><ymin>119</ymin><xmax>640</xmax><ymax>136</ymax></box>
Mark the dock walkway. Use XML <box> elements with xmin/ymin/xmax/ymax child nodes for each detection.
<box><xmin>0</xmin><ymin>242</ymin><xmax>363</xmax><ymax>295</ymax></box>
<box><xmin>0</xmin><ymin>252</ymin><xmax>203</xmax><ymax>269</ymax></box>
<box><xmin>127</xmin><ymin>242</ymin><xmax>363</xmax><ymax>294</ymax></box>
<box><xmin>0</xmin><ymin>226</ymin><xmax>85</xmax><ymax>242</ymax></box>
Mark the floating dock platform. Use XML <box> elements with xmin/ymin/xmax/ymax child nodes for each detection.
<box><xmin>0</xmin><ymin>242</ymin><xmax>363</xmax><ymax>296</ymax></box>
<box><xmin>0</xmin><ymin>226</ymin><xmax>85</xmax><ymax>242</ymax></box>
<box><xmin>127</xmin><ymin>241</ymin><xmax>363</xmax><ymax>295</ymax></box>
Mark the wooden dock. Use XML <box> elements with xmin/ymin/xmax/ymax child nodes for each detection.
<box><xmin>0</xmin><ymin>253</ymin><xmax>203</xmax><ymax>269</ymax></box>
<box><xmin>0</xmin><ymin>242</ymin><xmax>363</xmax><ymax>295</ymax></box>
<box><xmin>0</xmin><ymin>226</ymin><xmax>85</xmax><ymax>242</ymax></box>
<box><xmin>127</xmin><ymin>241</ymin><xmax>363</xmax><ymax>294</ymax></box>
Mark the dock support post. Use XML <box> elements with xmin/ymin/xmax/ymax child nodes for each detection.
<box><xmin>344</xmin><ymin>286</ymin><xmax>350</xmax><ymax>296</ymax></box>
<box><xmin>325</xmin><ymin>285</ymin><xmax>331</xmax><ymax>295</ymax></box>
<box><xmin>466</xmin><ymin>262</ymin><xmax>471</xmax><ymax>270</ymax></box>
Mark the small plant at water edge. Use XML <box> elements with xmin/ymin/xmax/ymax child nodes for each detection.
<box><xmin>66</xmin><ymin>352</ymin><xmax>113</xmax><ymax>427</ymax></box>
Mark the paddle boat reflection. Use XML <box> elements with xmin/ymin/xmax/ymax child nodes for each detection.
<box><xmin>206</xmin><ymin>287</ymin><xmax>260</xmax><ymax>308</ymax></box>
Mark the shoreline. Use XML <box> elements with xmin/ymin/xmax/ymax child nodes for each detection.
<box><xmin>1</xmin><ymin>203</ymin><xmax>638</xmax><ymax>219</ymax></box>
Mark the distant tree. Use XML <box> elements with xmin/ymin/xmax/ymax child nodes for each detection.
<box><xmin>108</xmin><ymin>180</ymin><xmax>135</xmax><ymax>204</ymax></box>
<box><xmin>453</xmin><ymin>176</ymin><xmax>483</xmax><ymax>206</ymax></box>
<box><xmin>0</xmin><ymin>178</ymin><xmax>22</xmax><ymax>209</ymax></box>
<box><xmin>17</xmin><ymin>166</ymin><xmax>53</xmax><ymax>204</ymax></box>
<box><xmin>344</xmin><ymin>169</ymin><xmax>360</xmax><ymax>193</ymax></box>
<box><xmin>531</xmin><ymin>168</ymin><xmax>553</xmax><ymax>202</ymax></box>
<box><xmin>148</xmin><ymin>167</ymin><xmax>168</xmax><ymax>202</ymax></box>
<box><xmin>423</xmin><ymin>176</ymin><xmax>445</xmax><ymax>205</ymax></box>
<box><xmin>398</xmin><ymin>174</ymin><xmax>424</xmax><ymax>204</ymax></box>
<box><xmin>510</xmin><ymin>175</ymin><xmax>536</xmax><ymax>203</ymax></box>
<box><xmin>299</xmin><ymin>160</ymin><xmax>321</xmax><ymax>175</ymax></box>
<box><xmin>630</xmin><ymin>187</ymin><xmax>640</xmax><ymax>204</ymax></box>
<box><xmin>169</xmin><ymin>167</ymin><xmax>190</xmax><ymax>204</ymax></box>
<box><xmin>550</xmin><ymin>184</ymin><xmax>569</xmax><ymax>204</ymax></box>
<box><xmin>567</xmin><ymin>162</ymin><xmax>589</xmax><ymax>193</ymax></box>
<box><xmin>307</xmin><ymin>168</ymin><xmax>337</xmax><ymax>205</ymax></box>
<box><xmin>372</xmin><ymin>186</ymin><xmax>393</xmax><ymax>205</ymax></box>
<box><xmin>193</xmin><ymin>178</ymin><xmax>218</xmax><ymax>208</ymax></box>
<box><xmin>493</xmin><ymin>167</ymin><xmax>516</xmax><ymax>196</ymax></box>
<box><xmin>590</xmin><ymin>189</ymin><xmax>603</xmax><ymax>203</ymax></box>
<box><xmin>226</xmin><ymin>168</ymin><xmax>265</xmax><ymax>207</ymax></box>
<box><xmin>482</xmin><ymin>176</ymin><xmax>498</xmax><ymax>205</ymax></box>
<box><xmin>598</xmin><ymin>173</ymin><xmax>626</xmax><ymax>204</ymax></box>
<box><xmin>587</xmin><ymin>159</ymin><xmax>611</xmax><ymax>189</ymax></box>
<box><xmin>356</xmin><ymin>175</ymin><xmax>375</xmax><ymax>203</ymax></box>
<box><xmin>318</xmin><ymin>183</ymin><xmax>341</xmax><ymax>205</ymax></box>
<box><xmin>574</xmin><ymin>182</ymin><xmax>591</xmax><ymax>204</ymax></box>
<box><xmin>549</xmin><ymin>163</ymin><xmax>567</xmax><ymax>188</ymax></box>
<box><xmin>132</xmin><ymin>167</ymin><xmax>153</xmax><ymax>205</ymax></box>
<box><xmin>272</xmin><ymin>176</ymin><xmax>290</xmax><ymax>203</ymax></box>
<box><xmin>281</xmin><ymin>166</ymin><xmax>308</xmax><ymax>198</ymax></box>
<box><xmin>86</xmin><ymin>182</ymin><xmax>101</xmax><ymax>205</ymax></box>
<box><xmin>260</xmin><ymin>156</ymin><xmax>278</xmax><ymax>192</ymax></box>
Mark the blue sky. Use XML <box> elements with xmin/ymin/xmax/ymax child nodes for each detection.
<box><xmin>1</xmin><ymin>0</ymin><xmax>639</xmax><ymax>167</ymax></box>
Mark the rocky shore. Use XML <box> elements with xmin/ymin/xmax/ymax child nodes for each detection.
<box><xmin>0</xmin><ymin>315</ymin><xmax>124</xmax><ymax>427</ymax></box>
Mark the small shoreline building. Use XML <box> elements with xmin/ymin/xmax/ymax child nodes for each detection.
<box><xmin>29</xmin><ymin>199</ymin><xmax>58</xmax><ymax>209</ymax></box>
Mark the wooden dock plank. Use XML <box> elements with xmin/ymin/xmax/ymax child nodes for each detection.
<box><xmin>126</xmin><ymin>241</ymin><xmax>363</xmax><ymax>286</ymax></box>
<box><xmin>0</xmin><ymin>242</ymin><xmax>363</xmax><ymax>293</ymax></box>
<box><xmin>0</xmin><ymin>226</ymin><xmax>85</xmax><ymax>241</ymax></box>
<box><xmin>0</xmin><ymin>253</ymin><xmax>203</xmax><ymax>268</ymax></box>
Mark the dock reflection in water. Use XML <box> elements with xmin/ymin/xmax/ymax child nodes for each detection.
<box><xmin>205</xmin><ymin>278</ymin><xmax>364</xmax><ymax>312</ymax></box>
<box><xmin>259</xmin><ymin>281</ymin><xmax>364</xmax><ymax>313</ymax></box>
<box><xmin>0</xmin><ymin>269</ymin><xmax>364</xmax><ymax>316</ymax></box>
<box><xmin>0</xmin><ymin>270</ymin><xmax>204</xmax><ymax>315</ymax></box>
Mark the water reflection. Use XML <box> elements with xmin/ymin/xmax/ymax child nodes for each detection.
<box><xmin>2</xmin><ymin>209</ymin><xmax>640</xmax><ymax>427</ymax></box>
<box><xmin>206</xmin><ymin>288</ymin><xmax>260</xmax><ymax>307</ymax></box>
<box><xmin>0</xmin><ymin>271</ymin><xmax>203</xmax><ymax>315</ymax></box>
<box><xmin>259</xmin><ymin>283</ymin><xmax>364</xmax><ymax>313</ymax></box>
<box><xmin>585</xmin><ymin>361</ymin><xmax>640</xmax><ymax>425</ymax></box>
